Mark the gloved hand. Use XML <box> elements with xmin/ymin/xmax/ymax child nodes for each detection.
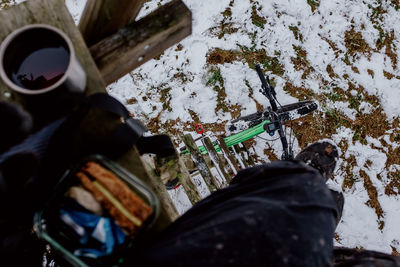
<box><xmin>0</xmin><ymin>100</ymin><xmax>37</xmax><ymax>209</ymax></box>
<box><xmin>0</xmin><ymin>101</ymin><xmax>43</xmax><ymax>265</ymax></box>
<box><xmin>0</xmin><ymin>100</ymin><xmax>33</xmax><ymax>153</ymax></box>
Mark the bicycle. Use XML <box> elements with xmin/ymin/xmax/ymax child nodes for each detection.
<box><xmin>181</xmin><ymin>64</ymin><xmax>317</xmax><ymax>160</ymax></box>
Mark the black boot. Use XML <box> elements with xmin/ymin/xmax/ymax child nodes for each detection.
<box><xmin>295</xmin><ymin>141</ymin><xmax>343</xmax><ymax>226</ymax></box>
<box><xmin>330</xmin><ymin>189</ymin><xmax>344</xmax><ymax>227</ymax></box>
<box><xmin>295</xmin><ymin>141</ymin><xmax>339</xmax><ymax>181</ymax></box>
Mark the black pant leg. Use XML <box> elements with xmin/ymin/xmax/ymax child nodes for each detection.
<box><xmin>135</xmin><ymin>161</ymin><xmax>338</xmax><ymax>267</ymax></box>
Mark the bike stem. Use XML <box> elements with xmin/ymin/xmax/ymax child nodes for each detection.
<box><xmin>255</xmin><ymin>65</ymin><xmax>278</xmax><ymax>111</ymax></box>
<box><xmin>255</xmin><ymin>64</ymin><xmax>293</xmax><ymax>161</ymax></box>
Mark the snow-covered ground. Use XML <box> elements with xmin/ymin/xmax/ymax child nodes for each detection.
<box><xmin>108</xmin><ymin>0</ymin><xmax>400</xmax><ymax>254</ymax></box>
<box><xmin>4</xmin><ymin>0</ymin><xmax>399</xmax><ymax>256</ymax></box>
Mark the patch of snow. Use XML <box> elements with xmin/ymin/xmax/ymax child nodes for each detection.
<box><xmin>65</xmin><ymin>0</ymin><xmax>86</xmax><ymax>25</ymax></box>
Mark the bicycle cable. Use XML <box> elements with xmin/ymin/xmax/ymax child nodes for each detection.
<box><xmin>256</xmin><ymin>135</ymin><xmax>281</xmax><ymax>142</ymax></box>
<box><xmin>274</xmin><ymin>89</ymin><xmax>296</xmax><ymax>158</ymax></box>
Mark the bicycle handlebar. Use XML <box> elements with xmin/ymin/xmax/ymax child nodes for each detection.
<box><xmin>255</xmin><ymin>64</ymin><xmax>277</xmax><ymax>111</ymax></box>
<box><xmin>255</xmin><ymin>64</ymin><xmax>293</xmax><ymax>160</ymax></box>
<box><xmin>255</xmin><ymin>65</ymin><xmax>268</xmax><ymax>88</ymax></box>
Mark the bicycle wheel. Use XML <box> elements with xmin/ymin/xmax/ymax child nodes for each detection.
<box><xmin>226</xmin><ymin>100</ymin><xmax>317</xmax><ymax>134</ymax></box>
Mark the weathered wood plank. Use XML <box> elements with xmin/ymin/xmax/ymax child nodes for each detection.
<box><xmin>234</xmin><ymin>144</ymin><xmax>249</xmax><ymax>168</ymax></box>
<box><xmin>0</xmin><ymin>0</ymin><xmax>105</xmax><ymax>102</ymax></box>
<box><xmin>202</xmin><ymin>137</ymin><xmax>231</xmax><ymax>185</ymax></box>
<box><xmin>79</xmin><ymin>0</ymin><xmax>146</xmax><ymax>46</ymax></box>
<box><xmin>177</xmin><ymin>155</ymin><xmax>203</xmax><ymax>203</ymax></box>
<box><xmin>139</xmin><ymin>154</ymin><xmax>179</xmax><ymax>221</ymax></box>
<box><xmin>217</xmin><ymin>136</ymin><xmax>240</xmax><ymax>173</ymax></box>
<box><xmin>181</xmin><ymin>153</ymin><xmax>197</xmax><ymax>173</ymax></box>
<box><xmin>242</xmin><ymin>143</ymin><xmax>255</xmax><ymax>166</ymax></box>
<box><xmin>90</xmin><ymin>0</ymin><xmax>192</xmax><ymax>85</ymax></box>
<box><xmin>155</xmin><ymin>151</ymin><xmax>202</xmax><ymax>205</ymax></box>
<box><xmin>182</xmin><ymin>134</ymin><xmax>219</xmax><ymax>192</ymax></box>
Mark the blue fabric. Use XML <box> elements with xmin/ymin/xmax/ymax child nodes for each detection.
<box><xmin>60</xmin><ymin>208</ymin><xmax>125</xmax><ymax>258</ymax></box>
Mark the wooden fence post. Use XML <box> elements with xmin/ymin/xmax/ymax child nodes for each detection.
<box><xmin>234</xmin><ymin>144</ymin><xmax>248</xmax><ymax>168</ymax></box>
<box><xmin>182</xmin><ymin>134</ymin><xmax>219</xmax><ymax>192</ymax></box>
<box><xmin>217</xmin><ymin>136</ymin><xmax>240</xmax><ymax>173</ymax></box>
<box><xmin>155</xmin><ymin>151</ymin><xmax>202</xmax><ymax>205</ymax></box>
<box><xmin>202</xmin><ymin>137</ymin><xmax>231</xmax><ymax>184</ymax></box>
<box><xmin>79</xmin><ymin>0</ymin><xmax>146</xmax><ymax>46</ymax></box>
<box><xmin>140</xmin><ymin>154</ymin><xmax>180</xmax><ymax>221</ymax></box>
<box><xmin>90</xmin><ymin>0</ymin><xmax>192</xmax><ymax>85</ymax></box>
<box><xmin>242</xmin><ymin>143</ymin><xmax>256</xmax><ymax>166</ymax></box>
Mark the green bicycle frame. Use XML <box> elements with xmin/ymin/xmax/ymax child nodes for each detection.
<box><xmin>182</xmin><ymin>120</ymin><xmax>271</xmax><ymax>154</ymax></box>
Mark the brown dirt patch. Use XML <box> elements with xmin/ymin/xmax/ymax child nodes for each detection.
<box><xmin>283</xmin><ymin>82</ymin><xmax>315</xmax><ymax>100</ymax></box>
<box><xmin>351</xmin><ymin>67</ymin><xmax>360</xmax><ymax>74</ymax></box>
<box><xmin>378</xmin><ymin>30</ymin><xmax>397</xmax><ymax>70</ymax></box>
<box><xmin>147</xmin><ymin>113</ymin><xmax>162</xmax><ymax>133</ymax></box>
<box><xmin>207</xmin><ymin>48</ymin><xmax>241</xmax><ymax>64</ymax></box>
<box><xmin>341</xmin><ymin>155</ymin><xmax>358</xmax><ymax>191</ymax></box>
<box><xmin>353</xmin><ymin>108</ymin><xmax>388</xmax><ymax>140</ymax></box>
<box><xmin>334</xmin><ymin>233</ymin><xmax>342</xmax><ymax>243</ymax></box>
<box><xmin>264</xmin><ymin>143</ymin><xmax>279</xmax><ymax>161</ymax></box>
<box><xmin>175</xmin><ymin>44</ymin><xmax>184</xmax><ymax>51</ymax></box>
<box><xmin>289</xmin><ymin>25</ymin><xmax>304</xmax><ymax>42</ymax></box>
<box><xmin>173</xmin><ymin>72</ymin><xmax>193</xmax><ymax>83</ymax></box>
<box><xmin>383</xmin><ymin>70</ymin><xmax>396</xmax><ymax>80</ymax></box>
<box><xmin>326</xmin><ymin>64</ymin><xmax>337</xmax><ymax>78</ymax></box>
<box><xmin>251</xmin><ymin>4</ymin><xmax>266</xmax><ymax>28</ymax></box>
<box><xmin>385</xmin><ymin>147</ymin><xmax>400</xmax><ymax>168</ymax></box>
<box><xmin>289</xmin><ymin>109</ymin><xmax>348</xmax><ymax>149</ymax></box>
<box><xmin>367</xmin><ymin>69</ymin><xmax>375</xmax><ymax>78</ymax></box>
<box><xmin>385</xmin><ymin>172</ymin><xmax>400</xmax><ymax>196</ymax></box>
<box><xmin>206</xmin><ymin>48</ymin><xmax>285</xmax><ymax>76</ymax></box>
<box><xmin>291</xmin><ymin>45</ymin><xmax>315</xmax><ymax>79</ymax></box>
<box><xmin>338</xmin><ymin>139</ymin><xmax>349</xmax><ymax>153</ymax></box>
<box><xmin>126</xmin><ymin>97</ymin><xmax>138</xmax><ymax>105</ymax></box>
<box><xmin>320</xmin><ymin>36</ymin><xmax>341</xmax><ymax>58</ymax></box>
<box><xmin>360</xmin><ymin>170</ymin><xmax>384</xmax><ymax>220</ymax></box>
<box><xmin>392</xmin><ymin>246</ymin><xmax>400</xmax><ymax>256</ymax></box>
<box><xmin>344</xmin><ymin>29</ymin><xmax>373</xmax><ymax>57</ymax></box>
<box><xmin>210</xmin><ymin>22</ymin><xmax>239</xmax><ymax>39</ymax></box>
<box><xmin>228</xmin><ymin>104</ymin><xmax>242</xmax><ymax>119</ymax></box>
<box><xmin>307</xmin><ymin>0</ymin><xmax>320</xmax><ymax>12</ymax></box>
<box><xmin>222</xmin><ymin>6</ymin><xmax>232</xmax><ymax>17</ymax></box>
<box><xmin>160</xmin><ymin>87</ymin><xmax>172</xmax><ymax>112</ymax></box>
<box><xmin>245</xmin><ymin>79</ymin><xmax>264</xmax><ymax>111</ymax></box>
<box><xmin>188</xmin><ymin>109</ymin><xmax>200</xmax><ymax>122</ymax></box>
<box><xmin>0</xmin><ymin>0</ymin><xmax>15</xmax><ymax>9</ymax></box>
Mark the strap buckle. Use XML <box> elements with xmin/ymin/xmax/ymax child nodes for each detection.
<box><xmin>124</xmin><ymin>118</ymin><xmax>147</xmax><ymax>140</ymax></box>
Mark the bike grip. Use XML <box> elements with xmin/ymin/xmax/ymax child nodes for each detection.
<box><xmin>255</xmin><ymin>64</ymin><xmax>268</xmax><ymax>86</ymax></box>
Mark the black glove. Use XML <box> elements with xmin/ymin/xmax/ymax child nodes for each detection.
<box><xmin>0</xmin><ymin>100</ymin><xmax>33</xmax><ymax>153</ymax></box>
<box><xmin>0</xmin><ymin>101</ymin><xmax>43</xmax><ymax>266</ymax></box>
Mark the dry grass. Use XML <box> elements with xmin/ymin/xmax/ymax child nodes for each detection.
<box><xmin>250</xmin><ymin>1</ymin><xmax>266</xmax><ymax>28</ymax></box>
<box><xmin>264</xmin><ymin>143</ymin><xmax>279</xmax><ymax>161</ymax></box>
<box><xmin>344</xmin><ymin>29</ymin><xmax>373</xmax><ymax>57</ymax></box>
<box><xmin>392</xmin><ymin>246</ymin><xmax>400</xmax><ymax>256</ymax></box>
<box><xmin>0</xmin><ymin>0</ymin><xmax>15</xmax><ymax>9</ymax></box>
<box><xmin>360</xmin><ymin>170</ymin><xmax>384</xmax><ymax>222</ymax></box>
<box><xmin>307</xmin><ymin>0</ymin><xmax>320</xmax><ymax>12</ymax></box>
<box><xmin>291</xmin><ymin>45</ymin><xmax>315</xmax><ymax>79</ymax></box>
<box><xmin>206</xmin><ymin>47</ymin><xmax>285</xmax><ymax>76</ymax></box>
<box><xmin>283</xmin><ymin>82</ymin><xmax>315</xmax><ymax>100</ymax></box>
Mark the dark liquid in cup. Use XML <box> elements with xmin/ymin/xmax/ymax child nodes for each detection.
<box><xmin>3</xmin><ymin>28</ymin><xmax>70</xmax><ymax>90</ymax></box>
<box><xmin>11</xmin><ymin>46</ymin><xmax>69</xmax><ymax>90</ymax></box>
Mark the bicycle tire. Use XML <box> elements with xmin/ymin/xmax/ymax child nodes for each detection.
<box><xmin>226</xmin><ymin>100</ymin><xmax>317</xmax><ymax>134</ymax></box>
